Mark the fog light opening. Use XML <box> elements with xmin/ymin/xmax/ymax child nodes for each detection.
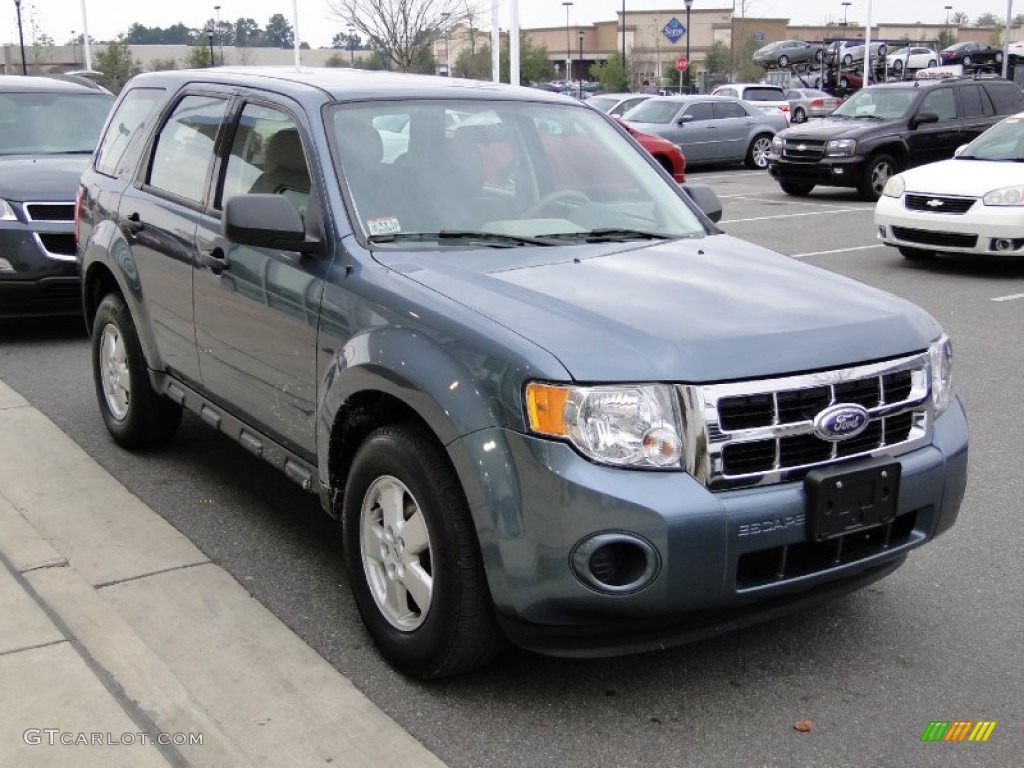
<box><xmin>878</xmin><ymin>226</ymin><xmax>887</xmax><ymax>239</ymax></box>
<box><xmin>993</xmin><ymin>238</ymin><xmax>1014</xmax><ymax>252</ymax></box>
<box><xmin>570</xmin><ymin>533</ymin><xmax>660</xmax><ymax>594</ymax></box>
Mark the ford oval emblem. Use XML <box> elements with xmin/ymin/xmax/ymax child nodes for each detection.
<box><xmin>813</xmin><ymin>403</ymin><xmax>870</xmax><ymax>442</ymax></box>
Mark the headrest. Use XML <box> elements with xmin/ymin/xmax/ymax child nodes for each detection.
<box><xmin>264</xmin><ymin>129</ymin><xmax>305</xmax><ymax>173</ymax></box>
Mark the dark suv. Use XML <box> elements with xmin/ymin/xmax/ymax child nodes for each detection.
<box><xmin>77</xmin><ymin>68</ymin><xmax>967</xmax><ymax>678</ymax></box>
<box><xmin>0</xmin><ymin>76</ymin><xmax>113</xmax><ymax>316</ymax></box>
<box><xmin>768</xmin><ymin>75</ymin><xmax>1024</xmax><ymax>200</ymax></box>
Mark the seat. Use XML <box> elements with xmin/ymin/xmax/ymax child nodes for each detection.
<box><xmin>250</xmin><ymin>129</ymin><xmax>311</xmax><ymax>197</ymax></box>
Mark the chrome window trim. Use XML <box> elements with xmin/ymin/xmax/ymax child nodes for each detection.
<box><xmin>679</xmin><ymin>352</ymin><xmax>933</xmax><ymax>489</ymax></box>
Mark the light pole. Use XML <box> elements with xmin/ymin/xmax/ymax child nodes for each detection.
<box><xmin>214</xmin><ymin>5</ymin><xmax>223</xmax><ymax>60</ymax></box>
<box><xmin>562</xmin><ymin>1</ymin><xmax>573</xmax><ymax>82</ymax></box>
<box><xmin>684</xmin><ymin>0</ymin><xmax>692</xmax><ymax>94</ymax></box>
<box><xmin>441</xmin><ymin>12</ymin><xmax>451</xmax><ymax>76</ymax></box>
<box><xmin>347</xmin><ymin>25</ymin><xmax>355</xmax><ymax>67</ymax></box>
<box><xmin>841</xmin><ymin>1</ymin><xmax>851</xmax><ymax>27</ymax></box>
<box><xmin>71</xmin><ymin>29</ymin><xmax>77</xmax><ymax>66</ymax></box>
<box><xmin>578</xmin><ymin>29</ymin><xmax>584</xmax><ymax>98</ymax></box>
<box><xmin>208</xmin><ymin>27</ymin><xmax>216</xmax><ymax>67</ymax></box>
<box><xmin>14</xmin><ymin>0</ymin><xmax>27</xmax><ymax>75</ymax></box>
<box><xmin>621</xmin><ymin>0</ymin><xmax>626</xmax><ymax>82</ymax></box>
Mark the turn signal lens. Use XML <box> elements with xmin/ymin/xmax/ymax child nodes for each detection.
<box><xmin>525</xmin><ymin>383</ymin><xmax>570</xmax><ymax>436</ymax></box>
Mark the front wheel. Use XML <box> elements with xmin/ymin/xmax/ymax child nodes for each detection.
<box><xmin>778</xmin><ymin>54</ymin><xmax>790</xmax><ymax>68</ymax></box>
<box><xmin>858</xmin><ymin>153</ymin><xmax>897</xmax><ymax>202</ymax></box>
<box><xmin>745</xmin><ymin>134</ymin><xmax>773</xmax><ymax>169</ymax></box>
<box><xmin>893</xmin><ymin>59</ymin><xmax>903</xmax><ymax>72</ymax></box>
<box><xmin>780</xmin><ymin>181</ymin><xmax>815</xmax><ymax>196</ymax></box>
<box><xmin>962</xmin><ymin>56</ymin><xmax>972</xmax><ymax>66</ymax></box>
<box><xmin>843</xmin><ymin>54</ymin><xmax>853</xmax><ymax>66</ymax></box>
<box><xmin>342</xmin><ymin>423</ymin><xmax>504</xmax><ymax>678</ymax></box>
<box><xmin>927</xmin><ymin>59</ymin><xmax>937</xmax><ymax>68</ymax></box>
<box><xmin>91</xmin><ymin>293</ymin><xmax>182</xmax><ymax>449</ymax></box>
<box><xmin>792</xmin><ymin>107</ymin><xmax>807</xmax><ymax>124</ymax></box>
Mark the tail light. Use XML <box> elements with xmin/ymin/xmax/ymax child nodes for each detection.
<box><xmin>811</xmin><ymin>99</ymin><xmax>824</xmax><ymax>107</ymax></box>
<box><xmin>74</xmin><ymin>185</ymin><xmax>83</xmax><ymax>246</ymax></box>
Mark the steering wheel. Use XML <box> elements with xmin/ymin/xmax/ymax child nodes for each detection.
<box><xmin>524</xmin><ymin>189</ymin><xmax>591</xmax><ymax>219</ymax></box>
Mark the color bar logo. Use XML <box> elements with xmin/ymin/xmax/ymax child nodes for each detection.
<box><xmin>920</xmin><ymin>721</ymin><xmax>997</xmax><ymax>742</ymax></box>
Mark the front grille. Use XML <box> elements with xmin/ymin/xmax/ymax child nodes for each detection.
<box><xmin>736</xmin><ymin>508</ymin><xmax>920</xmax><ymax>588</ymax></box>
<box><xmin>687</xmin><ymin>353</ymin><xmax>932</xmax><ymax>489</ymax></box>
<box><xmin>37</xmin><ymin>234</ymin><xmax>76</xmax><ymax>256</ymax></box>
<box><xmin>904</xmin><ymin>194</ymin><xmax>976</xmax><ymax>214</ymax></box>
<box><xmin>781</xmin><ymin>139</ymin><xmax>826</xmax><ymax>160</ymax></box>
<box><xmin>891</xmin><ymin>226</ymin><xmax>978</xmax><ymax>249</ymax></box>
<box><xmin>25</xmin><ymin>203</ymin><xmax>75</xmax><ymax>222</ymax></box>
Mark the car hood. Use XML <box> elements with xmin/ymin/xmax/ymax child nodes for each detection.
<box><xmin>781</xmin><ymin>117</ymin><xmax>892</xmax><ymax>140</ymax></box>
<box><xmin>899</xmin><ymin>157</ymin><xmax>1024</xmax><ymax>196</ymax></box>
<box><xmin>378</xmin><ymin>236</ymin><xmax>940</xmax><ymax>382</ymax></box>
<box><xmin>0</xmin><ymin>154</ymin><xmax>91</xmax><ymax>202</ymax></box>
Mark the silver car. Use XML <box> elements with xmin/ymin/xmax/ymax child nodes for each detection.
<box><xmin>827</xmin><ymin>39</ymin><xmax>888</xmax><ymax>67</ymax></box>
<box><xmin>584</xmin><ymin>92</ymin><xmax>653</xmax><ymax>118</ymax></box>
<box><xmin>785</xmin><ymin>88</ymin><xmax>842</xmax><ymax>123</ymax></box>
<box><xmin>624</xmin><ymin>95</ymin><xmax>788</xmax><ymax>169</ymax></box>
<box><xmin>753</xmin><ymin>39</ymin><xmax>824</xmax><ymax>69</ymax></box>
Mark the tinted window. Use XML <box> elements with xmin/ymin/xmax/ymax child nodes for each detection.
<box><xmin>625</xmin><ymin>99</ymin><xmax>683</xmax><ymax>124</ymax></box>
<box><xmin>959</xmin><ymin>85</ymin><xmax>994</xmax><ymax>118</ymax></box>
<box><xmin>94</xmin><ymin>88</ymin><xmax>165</xmax><ymax>178</ymax></box>
<box><xmin>920</xmin><ymin>88</ymin><xmax>957</xmax><ymax>121</ymax></box>
<box><xmin>684</xmin><ymin>102</ymin><xmax>715</xmax><ymax>121</ymax></box>
<box><xmin>0</xmin><ymin>91</ymin><xmax>112</xmax><ymax>155</ymax></box>
<box><xmin>148</xmin><ymin>95</ymin><xmax>228</xmax><ymax>203</ymax></box>
<box><xmin>714</xmin><ymin>102</ymin><xmax>748</xmax><ymax>119</ymax></box>
<box><xmin>743</xmin><ymin>88</ymin><xmax>785</xmax><ymax>102</ymax></box>
<box><xmin>220</xmin><ymin>104</ymin><xmax>311</xmax><ymax>217</ymax></box>
<box><xmin>984</xmin><ymin>83</ymin><xmax>1024</xmax><ymax>114</ymax></box>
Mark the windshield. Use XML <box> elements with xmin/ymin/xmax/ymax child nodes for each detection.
<box><xmin>832</xmin><ymin>88</ymin><xmax>917</xmax><ymax>119</ymax></box>
<box><xmin>0</xmin><ymin>92</ymin><xmax>113</xmax><ymax>155</ymax></box>
<box><xmin>326</xmin><ymin>100</ymin><xmax>706</xmax><ymax>248</ymax></box>
<box><xmin>959</xmin><ymin>115</ymin><xmax>1024</xmax><ymax>160</ymax></box>
<box><xmin>623</xmin><ymin>99</ymin><xmax>681</xmax><ymax>124</ymax></box>
<box><xmin>585</xmin><ymin>95</ymin><xmax>619</xmax><ymax>112</ymax></box>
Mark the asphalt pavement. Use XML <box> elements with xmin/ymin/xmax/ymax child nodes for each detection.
<box><xmin>1</xmin><ymin>167</ymin><xmax>1022</xmax><ymax>767</ymax></box>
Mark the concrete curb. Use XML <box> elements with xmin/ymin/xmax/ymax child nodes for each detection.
<box><xmin>0</xmin><ymin>379</ymin><xmax>446</xmax><ymax>768</ymax></box>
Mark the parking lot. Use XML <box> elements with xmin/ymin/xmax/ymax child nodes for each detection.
<box><xmin>2</xmin><ymin>166</ymin><xmax>1023</xmax><ymax>767</ymax></box>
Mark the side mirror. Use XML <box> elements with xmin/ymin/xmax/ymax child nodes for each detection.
<box><xmin>677</xmin><ymin>113</ymin><xmax>695</xmax><ymax>124</ymax></box>
<box><xmin>953</xmin><ymin>144</ymin><xmax>969</xmax><ymax>157</ymax></box>
<box><xmin>222</xmin><ymin>194</ymin><xmax>319</xmax><ymax>254</ymax></box>
<box><xmin>682</xmin><ymin>182</ymin><xmax>723</xmax><ymax>223</ymax></box>
<box><xmin>910</xmin><ymin>111</ymin><xmax>940</xmax><ymax>129</ymax></box>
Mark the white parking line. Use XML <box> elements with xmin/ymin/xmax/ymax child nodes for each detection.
<box><xmin>790</xmin><ymin>244</ymin><xmax>887</xmax><ymax>259</ymax></box>
<box><xmin>720</xmin><ymin>208</ymin><xmax>868</xmax><ymax>224</ymax></box>
<box><xmin>687</xmin><ymin>171</ymin><xmax>766</xmax><ymax>181</ymax></box>
<box><xmin>990</xmin><ymin>292</ymin><xmax>1024</xmax><ymax>302</ymax></box>
<box><xmin>726</xmin><ymin>195</ymin><xmax>872</xmax><ymax>209</ymax></box>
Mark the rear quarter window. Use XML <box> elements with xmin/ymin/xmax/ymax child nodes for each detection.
<box><xmin>94</xmin><ymin>88</ymin><xmax>166</xmax><ymax>178</ymax></box>
<box><xmin>983</xmin><ymin>83</ymin><xmax>1024</xmax><ymax>115</ymax></box>
<box><xmin>743</xmin><ymin>88</ymin><xmax>785</xmax><ymax>102</ymax></box>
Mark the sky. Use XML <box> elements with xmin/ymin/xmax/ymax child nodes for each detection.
<box><xmin>1</xmin><ymin>1</ymin><xmax>1013</xmax><ymax>50</ymax></box>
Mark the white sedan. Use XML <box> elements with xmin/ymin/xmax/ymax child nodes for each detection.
<box><xmin>875</xmin><ymin>112</ymin><xmax>1024</xmax><ymax>261</ymax></box>
<box><xmin>885</xmin><ymin>47</ymin><xmax>939</xmax><ymax>72</ymax></box>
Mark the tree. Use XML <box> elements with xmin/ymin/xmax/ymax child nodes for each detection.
<box><xmin>935</xmin><ymin>29</ymin><xmax>956</xmax><ymax>49</ymax></box>
<box><xmin>186</xmin><ymin>45</ymin><xmax>223</xmax><ymax>68</ymax></box>
<box><xmin>453</xmin><ymin>47</ymin><xmax>491</xmax><ymax>79</ymax></box>
<box><xmin>499</xmin><ymin>32</ymin><xmax>554</xmax><ymax>84</ymax></box>
<box><xmin>94</xmin><ymin>37</ymin><xmax>142</xmax><ymax>94</ymax></box>
<box><xmin>264</xmin><ymin>13</ymin><xmax>295</xmax><ymax>48</ymax></box>
<box><xmin>703</xmin><ymin>39</ymin><xmax>730</xmax><ymax>75</ymax></box>
<box><xmin>975</xmin><ymin>12</ymin><xmax>1000</xmax><ymax>27</ymax></box>
<box><xmin>590</xmin><ymin>53</ymin><xmax>629</xmax><ymax>93</ymax></box>
<box><xmin>327</xmin><ymin>0</ymin><xmax>475</xmax><ymax>73</ymax></box>
<box><xmin>952</xmin><ymin>11</ymin><xmax>970</xmax><ymax>25</ymax></box>
<box><xmin>734</xmin><ymin>35</ymin><xmax>764</xmax><ymax>82</ymax></box>
<box><xmin>331</xmin><ymin>32</ymin><xmax>362</xmax><ymax>49</ymax></box>
<box><xmin>234</xmin><ymin>18</ymin><xmax>263</xmax><ymax>47</ymax></box>
<box><xmin>148</xmin><ymin>58</ymin><xmax>180</xmax><ymax>71</ymax></box>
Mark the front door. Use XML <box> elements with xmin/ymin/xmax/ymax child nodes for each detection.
<box><xmin>907</xmin><ymin>87</ymin><xmax>962</xmax><ymax>168</ymax></box>
<box><xmin>192</xmin><ymin>100</ymin><xmax>329</xmax><ymax>458</ymax></box>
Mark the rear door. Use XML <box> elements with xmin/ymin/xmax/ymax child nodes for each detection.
<box><xmin>957</xmin><ymin>84</ymin><xmax>997</xmax><ymax>143</ymax></box>
<box><xmin>117</xmin><ymin>90</ymin><xmax>232</xmax><ymax>384</ymax></box>
<box><xmin>192</xmin><ymin>96</ymin><xmax>331</xmax><ymax>458</ymax></box>
<box><xmin>711</xmin><ymin>101</ymin><xmax>754</xmax><ymax>161</ymax></box>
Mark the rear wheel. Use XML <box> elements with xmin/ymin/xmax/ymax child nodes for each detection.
<box><xmin>780</xmin><ymin>181</ymin><xmax>815</xmax><ymax>196</ymax></box>
<box><xmin>342</xmin><ymin>423</ymin><xmax>503</xmax><ymax>678</ymax></box>
<box><xmin>893</xmin><ymin>59</ymin><xmax>903</xmax><ymax>72</ymax></box>
<box><xmin>91</xmin><ymin>293</ymin><xmax>182</xmax><ymax>449</ymax></box>
<box><xmin>858</xmin><ymin>153</ymin><xmax>897</xmax><ymax>202</ymax></box>
<box><xmin>962</xmin><ymin>55</ymin><xmax>972</xmax><ymax>66</ymax></box>
<box><xmin>843</xmin><ymin>53</ymin><xmax>853</xmax><ymax>66</ymax></box>
<box><xmin>792</xmin><ymin>106</ymin><xmax>807</xmax><ymax>123</ymax></box>
<box><xmin>778</xmin><ymin>54</ymin><xmax>790</xmax><ymax>68</ymax></box>
<box><xmin>898</xmin><ymin>247</ymin><xmax>935</xmax><ymax>261</ymax></box>
<box><xmin>745</xmin><ymin>134</ymin><xmax>773</xmax><ymax>169</ymax></box>
<box><xmin>927</xmin><ymin>59</ymin><xmax>937</xmax><ymax>68</ymax></box>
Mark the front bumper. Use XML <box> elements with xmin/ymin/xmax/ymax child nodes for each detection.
<box><xmin>768</xmin><ymin>154</ymin><xmax>866</xmax><ymax>189</ymax></box>
<box><xmin>876</xmin><ymin>194</ymin><xmax>1024</xmax><ymax>256</ymax></box>
<box><xmin>447</xmin><ymin>398</ymin><xmax>968</xmax><ymax>657</ymax></box>
<box><xmin>0</xmin><ymin>222</ymin><xmax>80</xmax><ymax>317</ymax></box>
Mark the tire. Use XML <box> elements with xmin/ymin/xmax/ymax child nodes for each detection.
<box><xmin>780</xmin><ymin>181</ymin><xmax>815</xmax><ymax>196</ymax></box>
<box><xmin>858</xmin><ymin>153</ymin><xmax>897</xmax><ymax>202</ymax></box>
<box><xmin>878</xmin><ymin>44</ymin><xmax>888</xmax><ymax>57</ymax></box>
<box><xmin>843</xmin><ymin>54</ymin><xmax>853</xmax><ymax>66</ymax></box>
<box><xmin>898</xmin><ymin>247</ymin><xmax>935</xmax><ymax>261</ymax></box>
<box><xmin>778</xmin><ymin>55</ymin><xmax>790</xmax><ymax>68</ymax></box>
<box><xmin>962</xmin><ymin>56</ymin><xmax>972</xmax><ymax>66</ymax></box>
<box><xmin>814</xmin><ymin>49</ymin><xmax>824</xmax><ymax>63</ymax></box>
<box><xmin>655</xmin><ymin>154</ymin><xmax>674</xmax><ymax>175</ymax></box>
<box><xmin>893</xmin><ymin>59</ymin><xmax>903</xmax><ymax>72</ymax></box>
<box><xmin>341</xmin><ymin>423</ymin><xmax>503</xmax><ymax>679</ymax></box>
<box><xmin>91</xmin><ymin>293</ymin><xmax>182</xmax><ymax>449</ymax></box>
<box><xmin>792</xmin><ymin>107</ymin><xmax>807</xmax><ymax>123</ymax></box>
<box><xmin>996</xmin><ymin>52</ymin><xmax>1003</xmax><ymax>63</ymax></box>
<box><xmin>839</xmin><ymin>77</ymin><xmax>849</xmax><ymax>89</ymax></box>
<box><xmin>745</xmin><ymin>134</ymin><xmax>773</xmax><ymax>169</ymax></box>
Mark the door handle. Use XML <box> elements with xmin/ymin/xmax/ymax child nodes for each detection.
<box><xmin>123</xmin><ymin>211</ymin><xmax>143</xmax><ymax>235</ymax></box>
<box><xmin>201</xmin><ymin>247</ymin><xmax>230</xmax><ymax>274</ymax></box>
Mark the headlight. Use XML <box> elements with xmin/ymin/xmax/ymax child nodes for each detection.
<box><xmin>771</xmin><ymin>135</ymin><xmax>784</xmax><ymax>153</ymax></box>
<box><xmin>525</xmin><ymin>382</ymin><xmax>683</xmax><ymax>469</ymax></box>
<box><xmin>826</xmin><ymin>139</ymin><xmax>857</xmax><ymax>157</ymax></box>
<box><xmin>982</xmin><ymin>186</ymin><xmax>1024</xmax><ymax>206</ymax></box>
<box><xmin>881</xmin><ymin>175</ymin><xmax>905</xmax><ymax>198</ymax></box>
<box><xmin>929</xmin><ymin>335</ymin><xmax>953</xmax><ymax>416</ymax></box>
<box><xmin>0</xmin><ymin>198</ymin><xmax>16</xmax><ymax>221</ymax></box>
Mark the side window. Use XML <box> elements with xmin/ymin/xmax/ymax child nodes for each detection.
<box><xmin>684</xmin><ymin>102</ymin><xmax>715</xmax><ymax>121</ymax></box>
<box><xmin>959</xmin><ymin>85</ymin><xmax>994</xmax><ymax>118</ymax></box>
<box><xmin>147</xmin><ymin>95</ymin><xmax>229</xmax><ymax>204</ymax></box>
<box><xmin>713</xmin><ymin>102</ymin><xmax>748</xmax><ymax>119</ymax></box>
<box><xmin>744</xmin><ymin>88</ymin><xmax>784</xmax><ymax>102</ymax></box>
<box><xmin>919</xmin><ymin>88</ymin><xmax>957</xmax><ymax>122</ymax></box>
<box><xmin>984</xmin><ymin>83</ymin><xmax>1024</xmax><ymax>115</ymax></box>
<box><xmin>220</xmin><ymin>104</ymin><xmax>311</xmax><ymax>217</ymax></box>
<box><xmin>95</xmin><ymin>88</ymin><xmax>165</xmax><ymax>178</ymax></box>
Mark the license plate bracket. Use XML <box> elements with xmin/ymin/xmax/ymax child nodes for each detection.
<box><xmin>805</xmin><ymin>459</ymin><xmax>901</xmax><ymax>543</ymax></box>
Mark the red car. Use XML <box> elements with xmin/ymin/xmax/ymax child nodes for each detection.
<box><xmin>616</xmin><ymin>119</ymin><xmax>687</xmax><ymax>182</ymax></box>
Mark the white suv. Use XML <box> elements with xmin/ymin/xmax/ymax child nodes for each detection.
<box><xmin>711</xmin><ymin>83</ymin><xmax>790</xmax><ymax>124</ymax></box>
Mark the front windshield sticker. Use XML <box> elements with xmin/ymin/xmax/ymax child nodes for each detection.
<box><xmin>367</xmin><ymin>216</ymin><xmax>402</xmax><ymax>236</ymax></box>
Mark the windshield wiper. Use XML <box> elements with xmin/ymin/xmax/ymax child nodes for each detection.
<box><xmin>533</xmin><ymin>227</ymin><xmax>676</xmax><ymax>243</ymax></box>
<box><xmin>367</xmin><ymin>230</ymin><xmax>553</xmax><ymax>247</ymax></box>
